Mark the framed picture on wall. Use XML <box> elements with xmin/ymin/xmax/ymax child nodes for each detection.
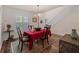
<box><xmin>32</xmin><ymin>17</ymin><xmax>37</xmax><ymax>22</ymax></box>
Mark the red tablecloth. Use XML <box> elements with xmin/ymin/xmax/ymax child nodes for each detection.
<box><xmin>23</xmin><ymin>29</ymin><xmax>51</xmax><ymax>50</ymax></box>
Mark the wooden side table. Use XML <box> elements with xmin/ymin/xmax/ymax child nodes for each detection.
<box><xmin>3</xmin><ymin>30</ymin><xmax>14</xmax><ymax>41</ymax></box>
<box><xmin>59</xmin><ymin>34</ymin><xmax>79</xmax><ymax>53</ymax></box>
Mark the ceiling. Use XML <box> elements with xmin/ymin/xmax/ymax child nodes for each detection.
<box><xmin>5</xmin><ymin>5</ymin><xmax>63</xmax><ymax>13</ymax></box>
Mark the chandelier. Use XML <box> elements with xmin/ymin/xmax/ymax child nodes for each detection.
<box><xmin>37</xmin><ymin>5</ymin><xmax>40</xmax><ymax>27</ymax></box>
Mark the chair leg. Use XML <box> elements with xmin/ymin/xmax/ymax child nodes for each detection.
<box><xmin>21</xmin><ymin>42</ymin><xmax>23</xmax><ymax>52</ymax></box>
<box><xmin>47</xmin><ymin>39</ymin><xmax>49</xmax><ymax>45</ymax></box>
<box><xmin>42</xmin><ymin>40</ymin><xmax>44</xmax><ymax>48</ymax></box>
<box><xmin>18</xmin><ymin>41</ymin><xmax>20</xmax><ymax>48</ymax></box>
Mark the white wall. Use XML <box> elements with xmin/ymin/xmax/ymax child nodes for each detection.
<box><xmin>44</xmin><ymin>7</ymin><xmax>65</xmax><ymax>24</ymax></box>
<box><xmin>0</xmin><ymin>5</ymin><xmax>2</xmax><ymax>50</ymax></box>
<box><xmin>39</xmin><ymin>6</ymin><xmax>65</xmax><ymax>29</ymax></box>
<box><xmin>41</xmin><ymin>6</ymin><xmax>79</xmax><ymax>35</ymax></box>
<box><xmin>53</xmin><ymin>6</ymin><xmax>79</xmax><ymax>35</ymax></box>
<box><xmin>2</xmin><ymin>6</ymin><xmax>34</xmax><ymax>41</ymax></box>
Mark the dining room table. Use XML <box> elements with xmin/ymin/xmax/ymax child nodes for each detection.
<box><xmin>23</xmin><ymin>29</ymin><xmax>51</xmax><ymax>50</ymax></box>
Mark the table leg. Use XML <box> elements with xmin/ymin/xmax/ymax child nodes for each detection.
<box><xmin>29</xmin><ymin>39</ymin><xmax>33</xmax><ymax>50</ymax></box>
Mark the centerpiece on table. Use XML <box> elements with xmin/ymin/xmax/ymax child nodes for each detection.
<box><xmin>34</xmin><ymin>27</ymin><xmax>41</xmax><ymax>31</ymax></box>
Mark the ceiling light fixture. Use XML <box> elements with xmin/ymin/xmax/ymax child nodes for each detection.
<box><xmin>36</xmin><ymin>5</ymin><xmax>40</xmax><ymax>28</ymax></box>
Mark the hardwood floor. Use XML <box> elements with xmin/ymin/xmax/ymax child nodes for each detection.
<box><xmin>0</xmin><ymin>39</ymin><xmax>17</xmax><ymax>53</ymax></box>
<box><xmin>0</xmin><ymin>34</ymin><xmax>62</xmax><ymax>53</ymax></box>
<box><xmin>0</xmin><ymin>40</ymin><xmax>10</xmax><ymax>53</ymax></box>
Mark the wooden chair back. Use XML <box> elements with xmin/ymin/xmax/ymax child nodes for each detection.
<box><xmin>16</xmin><ymin>27</ymin><xmax>23</xmax><ymax>41</ymax></box>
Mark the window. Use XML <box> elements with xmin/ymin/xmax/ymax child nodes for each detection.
<box><xmin>16</xmin><ymin>15</ymin><xmax>29</xmax><ymax>32</ymax></box>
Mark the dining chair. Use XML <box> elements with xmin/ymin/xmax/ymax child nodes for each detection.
<box><xmin>41</xmin><ymin>29</ymin><xmax>49</xmax><ymax>48</ymax></box>
<box><xmin>16</xmin><ymin>27</ymin><xmax>29</xmax><ymax>52</ymax></box>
